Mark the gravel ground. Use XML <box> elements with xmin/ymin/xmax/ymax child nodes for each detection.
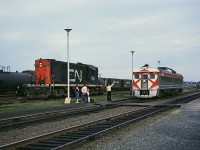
<box><xmin>1</xmin><ymin>92</ymin><xmax>199</xmax><ymax>148</ymax></box>
<box><xmin>73</xmin><ymin>99</ymin><xmax>200</xmax><ymax>150</ymax></box>
<box><xmin>0</xmin><ymin>106</ymin><xmax>143</xmax><ymax>146</ymax></box>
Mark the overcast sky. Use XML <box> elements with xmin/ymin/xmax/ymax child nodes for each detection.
<box><xmin>0</xmin><ymin>0</ymin><xmax>199</xmax><ymax>82</ymax></box>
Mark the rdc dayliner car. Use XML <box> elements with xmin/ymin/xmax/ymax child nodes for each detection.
<box><xmin>132</xmin><ymin>64</ymin><xmax>183</xmax><ymax>98</ymax></box>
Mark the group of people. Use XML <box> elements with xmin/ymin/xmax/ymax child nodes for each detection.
<box><xmin>75</xmin><ymin>80</ymin><xmax>115</xmax><ymax>103</ymax></box>
<box><xmin>75</xmin><ymin>83</ymin><xmax>90</xmax><ymax>103</ymax></box>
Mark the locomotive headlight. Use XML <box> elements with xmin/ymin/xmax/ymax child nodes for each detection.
<box><xmin>39</xmin><ymin>63</ymin><xmax>42</xmax><ymax>67</ymax></box>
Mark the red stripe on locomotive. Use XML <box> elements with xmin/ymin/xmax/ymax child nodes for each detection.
<box><xmin>160</xmin><ymin>73</ymin><xmax>183</xmax><ymax>79</ymax></box>
<box><xmin>148</xmin><ymin>78</ymin><xmax>158</xmax><ymax>90</ymax></box>
<box><xmin>133</xmin><ymin>79</ymin><xmax>141</xmax><ymax>89</ymax></box>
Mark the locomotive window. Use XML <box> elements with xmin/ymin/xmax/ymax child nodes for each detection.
<box><xmin>91</xmin><ymin>70</ymin><xmax>95</xmax><ymax>75</ymax></box>
<box><xmin>134</xmin><ymin>74</ymin><xmax>139</xmax><ymax>79</ymax></box>
<box><xmin>150</xmin><ymin>73</ymin><xmax>155</xmax><ymax>79</ymax></box>
<box><xmin>142</xmin><ymin>74</ymin><xmax>148</xmax><ymax>79</ymax></box>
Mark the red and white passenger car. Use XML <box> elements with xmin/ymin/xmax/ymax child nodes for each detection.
<box><xmin>132</xmin><ymin>64</ymin><xmax>183</xmax><ymax>98</ymax></box>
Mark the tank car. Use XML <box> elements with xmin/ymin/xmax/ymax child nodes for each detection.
<box><xmin>132</xmin><ymin>64</ymin><xmax>183</xmax><ymax>98</ymax></box>
<box><xmin>0</xmin><ymin>69</ymin><xmax>33</xmax><ymax>95</ymax></box>
<box><xmin>26</xmin><ymin>58</ymin><xmax>103</xmax><ymax>98</ymax></box>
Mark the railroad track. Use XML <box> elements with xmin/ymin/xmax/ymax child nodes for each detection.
<box><xmin>0</xmin><ymin>105</ymin><xmax>102</xmax><ymax>129</ymax></box>
<box><xmin>0</xmin><ymin>98</ymin><xmax>138</xmax><ymax>130</ymax></box>
<box><xmin>0</xmin><ymin>93</ymin><xmax>199</xmax><ymax>128</ymax></box>
<box><xmin>1</xmin><ymin>93</ymin><xmax>200</xmax><ymax>150</ymax></box>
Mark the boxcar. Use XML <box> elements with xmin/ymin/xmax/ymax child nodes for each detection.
<box><xmin>102</xmin><ymin>78</ymin><xmax>131</xmax><ymax>91</ymax></box>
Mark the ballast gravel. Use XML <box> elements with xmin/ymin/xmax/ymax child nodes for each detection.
<box><xmin>0</xmin><ymin>106</ymin><xmax>142</xmax><ymax>146</ymax></box>
<box><xmin>74</xmin><ymin>104</ymin><xmax>200</xmax><ymax>150</ymax></box>
<box><xmin>1</xmin><ymin>93</ymin><xmax>200</xmax><ymax>148</ymax></box>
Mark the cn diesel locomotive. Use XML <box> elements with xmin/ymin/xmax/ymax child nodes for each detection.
<box><xmin>132</xmin><ymin>64</ymin><xmax>183</xmax><ymax>98</ymax></box>
<box><xmin>26</xmin><ymin>58</ymin><xmax>103</xmax><ymax>98</ymax></box>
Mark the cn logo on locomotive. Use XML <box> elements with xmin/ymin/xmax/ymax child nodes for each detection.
<box><xmin>70</xmin><ymin>69</ymin><xmax>82</xmax><ymax>82</ymax></box>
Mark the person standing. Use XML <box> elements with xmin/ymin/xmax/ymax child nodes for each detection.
<box><xmin>75</xmin><ymin>85</ymin><xmax>80</xmax><ymax>103</ymax></box>
<box><xmin>81</xmin><ymin>83</ymin><xmax>88</xmax><ymax>103</ymax></box>
<box><xmin>106</xmin><ymin>81</ymin><xmax>114</xmax><ymax>101</ymax></box>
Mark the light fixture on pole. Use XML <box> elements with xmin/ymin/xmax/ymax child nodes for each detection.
<box><xmin>130</xmin><ymin>50</ymin><xmax>135</xmax><ymax>96</ymax></box>
<box><xmin>158</xmin><ymin>61</ymin><xmax>161</xmax><ymax>67</ymax></box>
<box><xmin>64</xmin><ymin>28</ymin><xmax>72</xmax><ymax>103</ymax></box>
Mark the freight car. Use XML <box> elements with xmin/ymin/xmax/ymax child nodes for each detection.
<box><xmin>101</xmin><ymin>78</ymin><xmax>131</xmax><ymax>91</ymax></box>
<box><xmin>0</xmin><ymin>68</ymin><xmax>33</xmax><ymax>95</ymax></box>
<box><xmin>197</xmin><ymin>82</ymin><xmax>200</xmax><ymax>90</ymax></box>
<box><xmin>26</xmin><ymin>58</ymin><xmax>103</xmax><ymax>99</ymax></box>
<box><xmin>132</xmin><ymin>64</ymin><xmax>183</xmax><ymax>98</ymax></box>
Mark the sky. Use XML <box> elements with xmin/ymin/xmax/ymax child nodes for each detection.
<box><xmin>0</xmin><ymin>0</ymin><xmax>200</xmax><ymax>82</ymax></box>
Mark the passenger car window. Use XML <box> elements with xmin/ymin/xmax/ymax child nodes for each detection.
<box><xmin>142</xmin><ymin>74</ymin><xmax>148</xmax><ymax>79</ymax></box>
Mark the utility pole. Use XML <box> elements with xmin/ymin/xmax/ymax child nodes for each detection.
<box><xmin>130</xmin><ymin>51</ymin><xmax>135</xmax><ymax>96</ymax></box>
<box><xmin>64</xmin><ymin>28</ymin><xmax>72</xmax><ymax>103</ymax></box>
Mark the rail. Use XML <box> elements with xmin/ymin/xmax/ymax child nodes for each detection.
<box><xmin>0</xmin><ymin>105</ymin><xmax>101</xmax><ymax>129</ymax></box>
